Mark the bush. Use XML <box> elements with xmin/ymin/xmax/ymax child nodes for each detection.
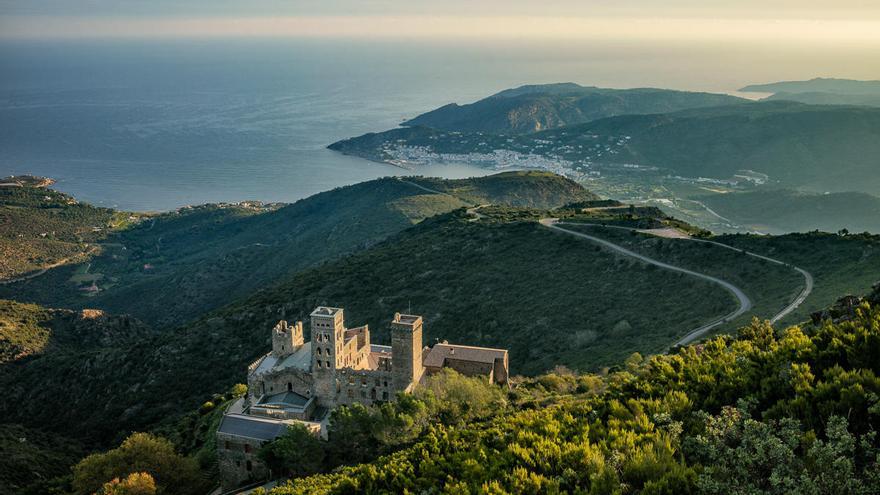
<box><xmin>72</xmin><ymin>433</ymin><xmax>207</xmax><ymax>495</ymax></box>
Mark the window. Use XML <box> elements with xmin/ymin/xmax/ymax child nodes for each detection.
<box><xmin>325</xmin><ymin>360</ymin><xmax>330</xmax><ymax>368</ymax></box>
<box><xmin>348</xmin><ymin>376</ymin><xmax>354</xmax><ymax>385</ymax></box>
<box><xmin>246</xmin><ymin>460</ymin><xmax>252</xmax><ymax>471</ymax></box>
<box><xmin>225</xmin><ymin>441</ymin><xmax>230</xmax><ymax>450</ymax></box>
<box><xmin>383</xmin><ymin>380</ymin><xmax>388</xmax><ymax>387</ymax></box>
<box><xmin>287</xmin><ymin>382</ymin><xmax>292</xmax><ymax>392</ymax></box>
<box><xmin>382</xmin><ymin>391</ymin><xmax>389</xmax><ymax>400</ymax></box>
<box><xmin>370</xmin><ymin>388</ymin><xmax>377</xmax><ymax>400</ymax></box>
<box><xmin>317</xmin><ymin>348</ymin><xmax>322</xmax><ymax>356</ymax></box>
<box><xmin>244</xmin><ymin>444</ymin><xmax>251</xmax><ymax>453</ymax></box>
<box><xmin>361</xmin><ymin>377</ymin><xmax>367</xmax><ymax>386</ymax></box>
<box><xmin>317</xmin><ymin>361</ymin><xmax>322</xmax><ymax>368</ymax></box>
<box><xmin>374</xmin><ymin>378</ymin><xmax>380</xmax><ymax>386</ymax></box>
<box><xmin>347</xmin><ymin>389</ymin><xmax>353</xmax><ymax>398</ymax></box>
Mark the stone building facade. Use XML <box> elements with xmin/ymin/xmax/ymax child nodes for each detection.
<box><xmin>217</xmin><ymin>306</ymin><xmax>509</xmax><ymax>490</ymax></box>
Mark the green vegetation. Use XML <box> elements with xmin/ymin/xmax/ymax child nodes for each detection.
<box><xmin>1</xmin><ymin>173</ymin><xmax>592</xmax><ymax>327</ymax></box>
<box><xmin>401</xmin><ymin>83</ymin><xmax>744</xmax><ymax>134</ymax></box>
<box><xmin>716</xmin><ymin>231</ymin><xmax>880</xmax><ymax>325</ymax></box>
<box><xmin>0</xmin><ymin>181</ymin><xmax>133</xmax><ymax>280</ymax></box>
<box><xmin>260</xmin><ymin>290</ymin><xmax>880</xmax><ymax>494</ymax></box>
<box><xmin>0</xmin><ymin>423</ymin><xmax>85</xmax><ymax>494</ymax></box>
<box><xmin>554</xmin><ymin>224</ymin><xmax>803</xmax><ymax>326</ymax></box>
<box><xmin>699</xmin><ymin>189</ymin><xmax>880</xmax><ymax>234</ymax></box>
<box><xmin>71</xmin><ymin>433</ymin><xmax>207</xmax><ymax>495</ymax></box>
<box><xmin>259</xmin><ymin>369</ymin><xmax>506</xmax><ymax>479</ymax></box>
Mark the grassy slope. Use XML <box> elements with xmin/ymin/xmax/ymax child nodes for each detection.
<box><xmin>0</xmin><ymin>184</ymin><xmax>131</xmax><ymax>280</ymax></box>
<box><xmin>698</xmin><ymin>189</ymin><xmax>880</xmax><ymax>234</ymax></box>
<box><xmin>1</xmin><ymin>172</ymin><xmax>593</xmax><ymax>327</ymax></box>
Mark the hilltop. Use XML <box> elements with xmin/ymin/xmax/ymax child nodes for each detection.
<box><xmin>0</xmin><ymin>172</ymin><xmax>593</xmax><ymax>327</ymax></box>
<box><xmin>401</xmin><ymin>83</ymin><xmax>745</xmax><ymax>133</ymax></box>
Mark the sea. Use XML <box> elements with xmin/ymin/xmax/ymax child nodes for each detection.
<box><xmin>1</xmin><ymin>38</ymin><xmax>876</xmax><ymax>211</ymax></box>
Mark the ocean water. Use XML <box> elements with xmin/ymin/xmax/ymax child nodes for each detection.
<box><xmin>1</xmin><ymin>38</ymin><xmax>877</xmax><ymax>210</ymax></box>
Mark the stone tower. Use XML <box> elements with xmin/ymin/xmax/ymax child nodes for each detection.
<box><xmin>391</xmin><ymin>313</ymin><xmax>423</xmax><ymax>393</ymax></box>
<box><xmin>271</xmin><ymin>320</ymin><xmax>303</xmax><ymax>358</ymax></box>
<box><xmin>310</xmin><ymin>307</ymin><xmax>345</xmax><ymax>403</ymax></box>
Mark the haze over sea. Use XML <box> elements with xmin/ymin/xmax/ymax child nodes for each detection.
<box><xmin>1</xmin><ymin>38</ymin><xmax>877</xmax><ymax>211</ymax></box>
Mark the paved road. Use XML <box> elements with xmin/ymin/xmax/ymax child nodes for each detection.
<box><xmin>539</xmin><ymin>219</ymin><xmax>813</xmax><ymax>346</ymax></box>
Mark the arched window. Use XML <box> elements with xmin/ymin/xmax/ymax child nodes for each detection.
<box><xmin>317</xmin><ymin>348</ymin><xmax>322</xmax><ymax>356</ymax></box>
<box><xmin>287</xmin><ymin>382</ymin><xmax>292</xmax><ymax>392</ymax></box>
<box><xmin>325</xmin><ymin>360</ymin><xmax>330</xmax><ymax>368</ymax></box>
<box><xmin>370</xmin><ymin>388</ymin><xmax>377</xmax><ymax>400</ymax></box>
<box><xmin>317</xmin><ymin>361</ymin><xmax>322</xmax><ymax>368</ymax></box>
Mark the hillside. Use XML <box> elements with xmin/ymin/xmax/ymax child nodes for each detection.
<box><xmin>262</xmin><ymin>285</ymin><xmax>880</xmax><ymax>494</ymax></box>
<box><xmin>401</xmin><ymin>83</ymin><xmax>745</xmax><ymax>133</ymax></box>
<box><xmin>0</xmin><ymin>299</ymin><xmax>153</xmax><ymax>491</ymax></box>
<box><xmin>0</xmin><ymin>172</ymin><xmax>592</xmax><ymax>327</ymax></box>
<box><xmin>5</xmin><ymin>206</ymin><xmax>880</xmax><ymax>454</ymax></box>
<box><xmin>0</xmin><ymin>177</ymin><xmax>135</xmax><ymax>280</ymax></box>
<box><xmin>330</xmin><ymin>101</ymin><xmax>880</xmax><ymax>195</ymax></box>
<box><xmin>698</xmin><ymin>189</ymin><xmax>880</xmax><ymax>234</ymax></box>
<box><xmin>741</xmin><ymin>78</ymin><xmax>880</xmax><ymax>107</ymax></box>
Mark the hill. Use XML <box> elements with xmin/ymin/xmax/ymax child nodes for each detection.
<box><xmin>698</xmin><ymin>189</ymin><xmax>880</xmax><ymax>234</ymax></box>
<box><xmin>544</xmin><ymin>101</ymin><xmax>880</xmax><ymax>193</ymax></box>
<box><xmin>330</xmin><ymin>101</ymin><xmax>880</xmax><ymax>195</ymax></box>
<box><xmin>261</xmin><ymin>284</ymin><xmax>880</xmax><ymax>494</ymax></box>
<box><xmin>0</xmin><ymin>299</ymin><xmax>154</xmax><ymax>491</ymax></box>
<box><xmin>0</xmin><ymin>172</ymin><xmax>593</xmax><ymax>327</ymax></box>
<box><xmin>741</xmin><ymin>78</ymin><xmax>880</xmax><ymax>107</ymax></box>
<box><xmin>5</xmin><ymin>206</ymin><xmax>880</xmax><ymax>453</ymax></box>
<box><xmin>0</xmin><ymin>177</ymin><xmax>136</xmax><ymax>281</ymax></box>
<box><xmin>401</xmin><ymin>83</ymin><xmax>745</xmax><ymax>134</ymax></box>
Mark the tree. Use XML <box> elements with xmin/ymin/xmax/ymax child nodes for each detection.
<box><xmin>99</xmin><ymin>472</ymin><xmax>156</xmax><ymax>495</ymax></box>
<box><xmin>258</xmin><ymin>424</ymin><xmax>325</xmax><ymax>478</ymax></box>
<box><xmin>72</xmin><ymin>433</ymin><xmax>206</xmax><ymax>495</ymax></box>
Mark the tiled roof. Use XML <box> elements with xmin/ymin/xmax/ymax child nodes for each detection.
<box><xmin>423</xmin><ymin>343</ymin><xmax>507</xmax><ymax>368</ymax></box>
<box><xmin>217</xmin><ymin>414</ymin><xmax>288</xmax><ymax>441</ymax></box>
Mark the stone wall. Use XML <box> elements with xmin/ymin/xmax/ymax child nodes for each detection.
<box><xmin>217</xmin><ymin>432</ymin><xmax>269</xmax><ymax>491</ymax></box>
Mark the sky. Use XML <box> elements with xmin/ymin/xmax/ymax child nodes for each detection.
<box><xmin>1</xmin><ymin>1</ymin><xmax>880</xmax><ymax>43</ymax></box>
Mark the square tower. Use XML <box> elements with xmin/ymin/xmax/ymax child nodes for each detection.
<box><xmin>310</xmin><ymin>307</ymin><xmax>344</xmax><ymax>372</ymax></box>
<box><xmin>271</xmin><ymin>320</ymin><xmax>304</xmax><ymax>358</ymax></box>
<box><xmin>391</xmin><ymin>313</ymin><xmax>424</xmax><ymax>393</ymax></box>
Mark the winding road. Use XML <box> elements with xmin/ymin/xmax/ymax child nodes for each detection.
<box><xmin>539</xmin><ymin>219</ymin><xmax>813</xmax><ymax>346</ymax></box>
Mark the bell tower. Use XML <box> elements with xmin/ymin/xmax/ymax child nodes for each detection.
<box><xmin>310</xmin><ymin>307</ymin><xmax>345</xmax><ymax>404</ymax></box>
<box><xmin>391</xmin><ymin>312</ymin><xmax>423</xmax><ymax>393</ymax></box>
